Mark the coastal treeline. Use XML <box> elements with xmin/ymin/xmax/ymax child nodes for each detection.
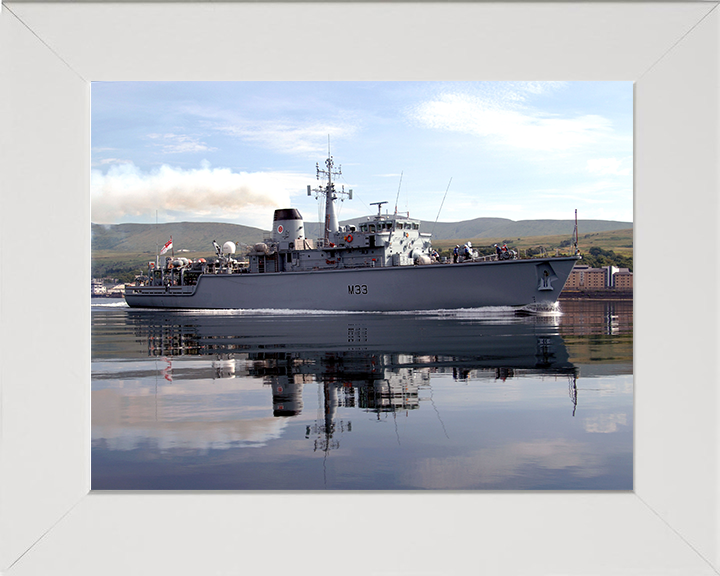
<box><xmin>576</xmin><ymin>247</ymin><xmax>633</xmax><ymax>272</ymax></box>
<box><xmin>92</xmin><ymin>257</ymin><xmax>149</xmax><ymax>284</ymax></box>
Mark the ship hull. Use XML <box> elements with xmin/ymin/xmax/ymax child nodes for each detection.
<box><xmin>125</xmin><ymin>256</ymin><xmax>579</xmax><ymax>311</ymax></box>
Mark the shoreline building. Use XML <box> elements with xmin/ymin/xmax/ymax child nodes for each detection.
<box><xmin>567</xmin><ymin>265</ymin><xmax>633</xmax><ymax>290</ymax></box>
<box><xmin>613</xmin><ymin>269</ymin><xmax>634</xmax><ymax>289</ymax></box>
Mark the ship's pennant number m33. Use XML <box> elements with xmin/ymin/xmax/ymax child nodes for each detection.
<box><xmin>348</xmin><ymin>284</ymin><xmax>368</xmax><ymax>295</ymax></box>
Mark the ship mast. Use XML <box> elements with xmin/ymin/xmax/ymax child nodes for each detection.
<box><xmin>308</xmin><ymin>150</ymin><xmax>352</xmax><ymax>246</ymax></box>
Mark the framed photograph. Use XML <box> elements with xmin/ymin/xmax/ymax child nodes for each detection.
<box><xmin>89</xmin><ymin>78</ymin><xmax>634</xmax><ymax>493</ymax></box>
<box><xmin>1</xmin><ymin>2</ymin><xmax>717</xmax><ymax>574</ymax></box>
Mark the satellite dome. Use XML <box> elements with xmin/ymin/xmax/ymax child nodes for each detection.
<box><xmin>222</xmin><ymin>241</ymin><xmax>236</xmax><ymax>255</ymax></box>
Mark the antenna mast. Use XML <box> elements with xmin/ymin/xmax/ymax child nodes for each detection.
<box><xmin>155</xmin><ymin>211</ymin><xmax>158</xmax><ymax>268</ymax></box>
<box><xmin>307</xmin><ymin>145</ymin><xmax>352</xmax><ymax>245</ymax></box>
<box><xmin>432</xmin><ymin>178</ymin><xmax>452</xmax><ymax>236</ymax></box>
<box><xmin>394</xmin><ymin>172</ymin><xmax>403</xmax><ymax>215</ymax></box>
<box><xmin>572</xmin><ymin>209</ymin><xmax>579</xmax><ymax>254</ymax></box>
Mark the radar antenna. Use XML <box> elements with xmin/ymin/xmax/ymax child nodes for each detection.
<box><xmin>370</xmin><ymin>201</ymin><xmax>388</xmax><ymax>217</ymax></box>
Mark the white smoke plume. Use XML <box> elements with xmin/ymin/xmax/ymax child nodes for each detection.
<box><xmin>91</xmin><ymin>162</ymin><xmax>308</xmax><ymax>227</ymax></box>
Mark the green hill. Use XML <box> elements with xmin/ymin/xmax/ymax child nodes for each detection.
<box><xmin>92</xmin><ymin>222</ymin><xmax>269</xmax><ymax>253</ymax></box>
<box><xmin>305</xmin><ymin>216</ymin><xmax>632</xmax><ymax>242</ymax></box>
<box><xmin>434</xmin><ymin>228</ymin><xmax>633</xmax><ymax>256</ymax></box>
<box><xmin>93</xmin><ymin>218</ymin><xmax>633</xmax><ymax>255</ymax></box>
<box><xmin>94</xmin><ymin>218</ymin><xmax>631</xmax><ymax>254</ymax></box>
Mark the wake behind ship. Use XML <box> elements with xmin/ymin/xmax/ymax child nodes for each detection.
<box><xmin>125</xmin><ymin>154</ymin><xmax>580</xmax><ymax>311</ymax></box>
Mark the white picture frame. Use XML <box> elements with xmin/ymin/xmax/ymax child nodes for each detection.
<box><xmin>1</xmin><ymin>2</ymin><xmax>718</xmax><ymax>574</ymax></box>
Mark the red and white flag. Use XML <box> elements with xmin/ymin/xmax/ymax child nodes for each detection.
<box><xmin>160</xmin><ymin>238</ymin><xmax>173</xmax><ymax>255</ymax></box>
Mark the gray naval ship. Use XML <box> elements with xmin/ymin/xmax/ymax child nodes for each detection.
<box><xmin>125</xmin><ymin>154</ymin><xmax>580</xmax><ymax>311</ymax></box>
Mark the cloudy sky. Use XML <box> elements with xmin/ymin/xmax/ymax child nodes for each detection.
<box><xmin>91</xmin><ymin>81</ymin><xmax>632</xmax><ymax>229</ymax></box>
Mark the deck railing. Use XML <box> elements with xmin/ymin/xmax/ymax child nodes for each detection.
<box><xmin>126</xmin><ymin>285</ymin><xmax>196</xmax><ymax>295</ymax></box>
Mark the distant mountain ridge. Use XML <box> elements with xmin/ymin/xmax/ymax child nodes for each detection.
<box><xmin>91</xmin><ymin>222</ymin><xmax>270</xmax><ymax>253</ymax></box>
<box><xmin>306</xmin><ymin>217</ymin><xmax>632</xmax><ymax>242</ymax></box>
<box><xmin>92</xmin><ymin>217</ymin><xmax>632</xmax><ymax>253</ymax></box>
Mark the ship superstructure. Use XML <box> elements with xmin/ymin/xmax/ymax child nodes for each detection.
<box><xmin>247</xmin><ymin>154</ymin><xmax>433</xmax><ymax>275</ymax></box>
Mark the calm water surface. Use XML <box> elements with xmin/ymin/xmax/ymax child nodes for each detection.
<box><xmin>91</xmin><ymin>299</ymin><xmax>632</xmax><ymax>490</ymax></box>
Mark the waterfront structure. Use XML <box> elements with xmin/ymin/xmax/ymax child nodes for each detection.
<box><xmin>566</xmin><ymin>265</ymin><xmax>633</xmax><ymax>291</ymax></box>
<box><xmin>604</xmin><ymin>265</ymin><xmax>620</xmax><ymax>287</ymax></box>
<box><xmin>613</xmin><ymin>270</ymin><xmax>633</xmax><ymax>289</ymax></box>
<box><xmin>91</xmin><ymin>281</ymin><xmax>107</xmax><ymax>295</ymax></box>
<box><xmin>567</xmin><ymin>265</ymin><xmax>606</xmax><ymax>289</ymax></box>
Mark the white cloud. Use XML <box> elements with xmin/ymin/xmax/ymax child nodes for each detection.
<box><xmin>178</xmin><ymin>98</ymin><xmax>362</xmax><ymax>158</ymax></box>
<box><xmin>535</xmin><ymin>181</ymin><xmax>633</xmax><ymax>215</ymax></box>
<box><xmin>411</xmin><ymin>91</ymin><xmax>612</xmax><ymax>151</ymax></box>
<box><xmin>514</xmin><ymin>81</ymin><xmax>567</xmax><ymax>96</ymax></box>
<box><xmin>211</xmin><ymin>119</ymin><xmax>358</xmax><ymax>158</ymax></box>
<box><xmin>586</xmin><ymin>157</ymin><xmax>632</xmax><ymax>176</ymax></box>
<box><xmin>93</xmin><ymin>158</ymin><xmax>134</xmax><ymax>167</ymax></box>
<box><xmin>146</xmin><ymin>132</ymin><xmax>218</xmax><ymax>154</ymax></box>
<box><xmin>91</xmin><ymin>162</ymin><xmax>308</xmax><ymax>227</ymax></box>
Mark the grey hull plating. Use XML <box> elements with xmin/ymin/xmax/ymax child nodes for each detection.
<box><xmin>125</xmin><ymin>256</ymin><xmax>578</xmax><ymax>310</ymax></box>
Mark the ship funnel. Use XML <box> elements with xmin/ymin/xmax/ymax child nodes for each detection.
<box><xmin>273</xmin><ymin>208</ymin><xmax>305</xmax><ymax>242</ymax></box>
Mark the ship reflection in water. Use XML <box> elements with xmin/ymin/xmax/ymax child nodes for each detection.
<box><xmin>91</xmin><ymin>303</ymin><xmax>632</xmax><ymax>490</ymax></box>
